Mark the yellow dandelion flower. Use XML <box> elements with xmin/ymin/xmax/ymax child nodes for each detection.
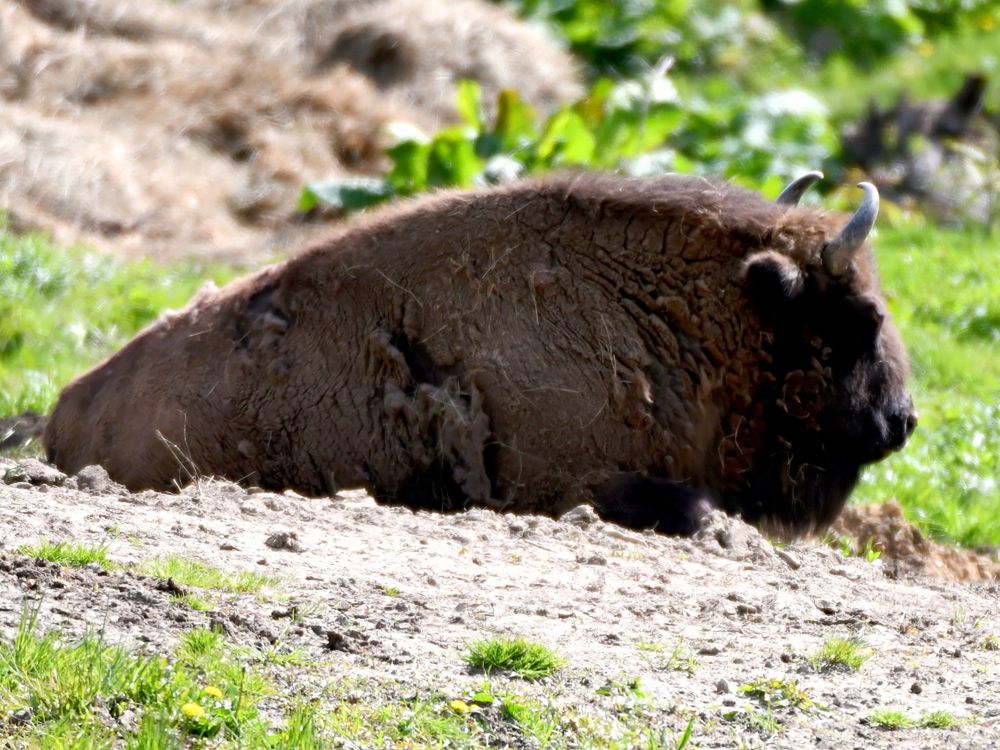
<box><xmin>449</xmin><ymin>699</ymin><xmax>472</xmax><ymax>714</ymax></box>
<box><xmin>181</xmin><ymin>701</ymin><xmax>206</xmax><ymax>719</ymax></box>
<box><xmin>203</xmin><ymin>685</ymin><xmax>224</xmax><ymax>699</ymax></box>
<box><xmin>978</xmin><ymin>15</ymin><xmax>996</xmax><ymax>32</ymax></box>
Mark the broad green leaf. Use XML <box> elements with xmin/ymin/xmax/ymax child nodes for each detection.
<box><xmin>493</xmin><ymin>90</ymin><xmax>540</xmax><ymax>151</ymax></box>
<box><xmin>426</xmin><ymin>128</ymin><xmax>483</xmax><ymax>188</ymax></box>
<box><xmin>536</xmin><ymin>109</ymin><xmax>596</xmax><ymax>166</ymax></box>
<box><xmin>387</xmin><ymin>140</ymin><xmax>432</xmax><ymax>195</ymax></box>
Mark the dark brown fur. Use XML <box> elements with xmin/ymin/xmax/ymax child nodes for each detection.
<box><xmin>44</xmin><ymin>174</ymin><xmax>914</xmax><ymax>536</ymax></box>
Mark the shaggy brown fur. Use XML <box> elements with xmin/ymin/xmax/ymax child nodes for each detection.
<box><xmin>45</xmin><ymin>174</ymin><xmax>915</xmax><ymax>536</ymax></box>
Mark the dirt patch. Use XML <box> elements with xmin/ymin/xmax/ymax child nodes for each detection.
<box><xmin>0</xmin><ymin>0</ymin><xmax>581</xmax><ymax>263</ymax></box>
<box><xmin>1</xmin><ymin>457</ymin><xmax>999</xmax><ymax>748</ymax></box>
<box><xmin>833</xmin><ymin>500</ymin><xmax>1000</xmax><ymax>583</ymax></box>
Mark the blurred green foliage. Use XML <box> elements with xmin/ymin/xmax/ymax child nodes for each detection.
<box><xmin>505</xmin><ymin>0</ymin><xmax>1000</xmax><ymax>73</ymax></box>
<box><xmin>301</xmin><ymin>0</ymin><xmax>998</xmax><ymax>220</ymax></box>
<box><xmin>300</xmin><ymin>74</ymin><xmax>835</xmax><ymax>210</ymax></box>
<box><xmin>761</xmin><ymin>0</ymin><xmax>1000</xmax><ymax>63</ymax></box>
<box><xmin>504</xmin><ymin>0</ymin><xmax>799</xmax><ymax>78</ymax></box>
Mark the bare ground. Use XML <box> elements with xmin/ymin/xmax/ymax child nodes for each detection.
<box><xmin>1</xmin><ymin>457</ymin><xmax>998</xmax><ymax>748</ymax></box>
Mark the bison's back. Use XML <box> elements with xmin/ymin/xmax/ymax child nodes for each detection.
<box><xmin>46</xmin><ymin>175</ymin><xmax>768</xmax><ymax>506</ymax></box>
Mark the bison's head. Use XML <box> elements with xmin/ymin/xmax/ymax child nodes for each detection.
<box><xmin>732</xmin><ymin>175</ymin><xmax>916</xmax><ymax>536</ymax></box>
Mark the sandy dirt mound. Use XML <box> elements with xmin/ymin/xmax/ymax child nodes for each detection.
<box><xmin>834</xmin><ymin>500</ymin><xmax>1000</xmax><ymax>583</ymax></box>
<box><xmin>0</xmin><ymin>0</ymin><xmax>581</xmax><ymax>262</ymax></box>
<box><xmin>2</xmin><ymin>456</ymin><xmax>999</xmax><ymax>748</ymax></box>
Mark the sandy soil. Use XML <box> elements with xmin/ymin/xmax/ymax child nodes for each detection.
<box><xmin>2</xmin><ymin>457</ymin><xmax>998</xmax><ymax>748</ymax></box>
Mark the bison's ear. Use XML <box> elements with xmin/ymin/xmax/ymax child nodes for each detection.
<box><xmin>845</xmin><ymin>293</ymin><xmax>886</xmax><ymax>344</ymax></box>
<box><xmin>740</xmin><ymin>251</ymin><xmax>805</xmax><ymax>314</ymax></box>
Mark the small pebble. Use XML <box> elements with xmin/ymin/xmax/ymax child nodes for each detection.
<box><xmin>910</xmin><ymin>682</ymin><xmax>922</xmax><ymax>694</ymax></box>
<box><xmin>775</xmin><ymin>549</ymin><xmax>801</xmax><ymax>570</ymax></box>
<box><xmin>815</xmin><ymin>599</ymin><xmax>839</xmax><ymax>615</ymax></box>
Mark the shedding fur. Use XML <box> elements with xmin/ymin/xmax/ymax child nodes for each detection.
<box><xmin>45</xmin><ymin>174</ymin><xmax>915</xmax><ymax>536</ymax></box>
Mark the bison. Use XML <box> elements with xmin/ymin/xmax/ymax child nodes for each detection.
<box><xmin>45</xmin><ymin>172</ymin><xmax>916</xmax><ymax>537</ymax></box>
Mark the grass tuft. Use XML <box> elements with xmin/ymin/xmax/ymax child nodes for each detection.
<box><xmin>738</xmin><ymin>678</ymin><xmax>818</xmax><ymax>713</ymax></box>
<box><xmin>16</xmin><ymin>540</ymin><xmax>114</xmax><ymax>571</ymax></box>
<box><xmin>464</xmin><ymin>637</ymin><xmax>564</xmax><ymax>680</ymax></box>
<box><xmin>917</xmin><ymin>710</ymin><xmax>960</xmax><ymax>729</ymax></box>
<box><xmin>138</xmin><ymin>556</ymin><xmax>278</xmax><ymax>593</ymax></box>
<box><xmin>867</xmin><ymin>709</ymin><xmax>913</xmax><ymax>730</ymax></box>
<box><xmin>809</xmin><ymin>637</ymin><xmax>870</xmax><ymax>672</ymax></box>
<box><xmin>169</xmin><ymin>593</ymin><xmax>214</xmax><ymax>612</ymax></box>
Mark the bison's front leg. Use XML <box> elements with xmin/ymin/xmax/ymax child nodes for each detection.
<box><xmin>590</xmin><ymin>473</ymin><xmax>717</xmax><ymax>535</ymax></box>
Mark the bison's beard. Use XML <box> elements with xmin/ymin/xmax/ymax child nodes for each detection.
<box><xmin>722</xmin><ymin>430</ymin><xmax>865</xmax><ymax>540</ymax></box>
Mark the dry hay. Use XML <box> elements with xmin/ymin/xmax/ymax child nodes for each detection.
<box><xmin>300</xmin><ymin>0</ymin><xmax>583</xmax><ymax>123</ymax></box>
<box><xmin>0</xmin><ymin>0</ymin><xmax>582</xmax><ymax>262</ymax></box>
<box><xmin>833</xmin><ymin>500</ymin><xmax>1000</xmax><ymax>582</ymax></box>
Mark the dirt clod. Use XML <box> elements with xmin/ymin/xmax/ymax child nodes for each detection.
<box><xmin>3</xmin><ymin>458</ymin><xmax>66</xmax><ymax>486</ymax></box>
<box><xmin>264</xmin><ymin>531</ymin><xmax>304</xmax><ymax>552</ymax></box>
<box><xmin>75</xmin><ymin>464</ymin><xmax>124</xmax><ymax>494</ymax></box>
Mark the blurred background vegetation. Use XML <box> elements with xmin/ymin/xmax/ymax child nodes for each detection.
<box><xmin>2</xmin><ymin>0</ymin><xmax>998</xmax><ymax>548</ymax></box>
<box><xmin>303</xmin><ymin>0</ymin><xmax>1000</xmax><ymax>213</ymax></box>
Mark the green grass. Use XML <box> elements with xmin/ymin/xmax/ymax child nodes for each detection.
<box><xmin>138</xmin><ymin>556</ymin><xmax>278</xmax><ymax>594</ymax></box>
<box><xmin>824</xmin><ymin>533</ymin><xmax>883</xmax><ymax>562</ymax></box>
<box><xmin>853</xmin><ymin>222</ymin><xmax>1000</xmax><ymax>547</ymax></box>
<box><xmin>918</xmin><ymin>710</ymin><xmax>960</xmax><ymax>729</ymax></box>
<box><xmin>464</xmin><ymin>637</ymin><xmax>564</xmax><ymax>680</ymax></box>
<box><xmin>867</xmin><ymin>709</ymin><xmax>914</xmax><ymax>730</ymax></box>
<box><xmin>0</xmin><ymin>602</ymin><xmax>694</xmax><ymax>749</ymax></box>
<box><xmin>637</xmin><ymin>639</ymin><xmax>699</xmax><ymax>674</ymax></box>
<box><xmin>866</xmin><ymin>708</ymin><xmax>962</xmax><ymax>730</ymax></box>
<box><xmin>738</xmin><ymin>678</ymin><xmax>818</xmax><ymax>713</ymax></box>
<box><xmin>170</xmin><ymin>593</ymin><xmax>215</xmax><ymax>612</ymax></box>
<box><xmin>16</xmin><ymin>540</ymin><xmax>114</xmax><ymax>571</ymax></box>
<box><xmin>0</xmin><ymin>226</ymin><xmax>234</xmax><ymax>416</ymax></box>
<box><xmin>808</xmin><ymin>637</ymin><xmax>871</xmax><ymax>672</ymax></box>
<box><xmin>722</xmin><ymin>705</ymin><xmax>783</xmax><ymax>736</ymax></box>
<box><xmin>0</xmin><ymin>603</ymin><xmax>323</xmax><ymax>748</ymax></box>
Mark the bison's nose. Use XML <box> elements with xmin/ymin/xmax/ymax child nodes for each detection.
<box><xmin>886</xmin><ymin>402</ymin><xmax>917</xmax><ymax>451</ymax></box>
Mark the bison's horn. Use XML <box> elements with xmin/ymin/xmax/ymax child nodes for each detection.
<box><xmin>822</xmin><ymin>182</ymin><xmax>879</xmax><ymax>276</ymax></box>
<box><xmin>776</xmin><ymin>170</ymin><xmax>823</xmax><ymax>206</ymax></box>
